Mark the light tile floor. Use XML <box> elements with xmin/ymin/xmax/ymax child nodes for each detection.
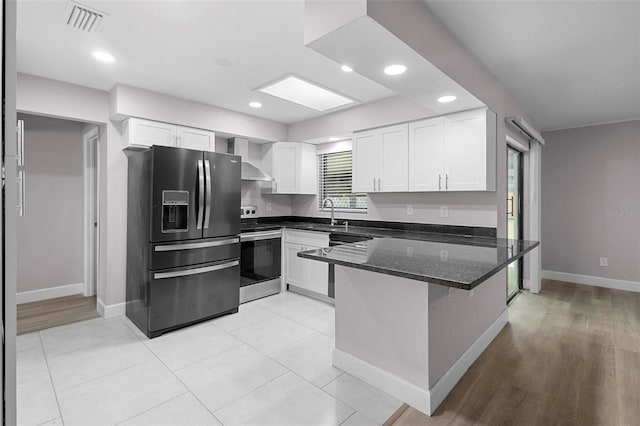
<box><xmin>17</xmin><ymin>291</ymin><xmax>403</xmax><ymax>426</ymax></box>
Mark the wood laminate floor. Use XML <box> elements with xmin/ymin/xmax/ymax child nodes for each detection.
<box><xmin>387</xmin><ymin>280</ymin><xmax>640</xmax><ymax>426</ymax></box>
<box><xmin>17</xmin><ymin>294</ymin><xmax>100</xmax><ymax>335</ymax></box>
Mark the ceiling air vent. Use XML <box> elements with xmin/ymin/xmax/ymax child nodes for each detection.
<box><xmin>63</xmin><ymin>1</ymin><xmax>108</xmax><ymax>33</ymax></box>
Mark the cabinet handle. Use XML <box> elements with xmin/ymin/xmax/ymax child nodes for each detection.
<box><xmin>274</xmin><ymin>180</ymin><xmax>278</xmax><ymax>193</ymax></box>
<box><xmin>372</xmin><ymin>178</ymin><xmax>376</xmax><ymax>192</ymax></box>
<box><xmin>378</xmin><ymin>178</ymin><xmax>381</xmax><ymax>191</ymax></box>
<box><xmin>446</xmin><ymin>174</ymin><xmax>449</xmax><ymax>190</ymax></box>
<box><xmin>438</xmin><ymin>174</ymin><xmax>442</xmax><ymax>191</ymax></box>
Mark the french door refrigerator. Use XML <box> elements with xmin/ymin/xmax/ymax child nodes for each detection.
<box><xmin>126</xmin><ymin>146</ymin><xmax>241</xmax><ymax>338</ymax></box>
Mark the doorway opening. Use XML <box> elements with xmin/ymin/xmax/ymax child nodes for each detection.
<box><xmin>16</xmin><ymin>114</ymin><xmax>101</xmax><ymax>334</ymax></box>
<box><xmin>507</xmin><ymin>145</ymin><xmax>524</xmax><ymax>302</ymax></box>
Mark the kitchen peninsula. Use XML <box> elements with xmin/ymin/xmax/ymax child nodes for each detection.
<box><xmin>299</xmin><ymin>236</ymin><xmax>539</xmax><ymax>415</ymax></box>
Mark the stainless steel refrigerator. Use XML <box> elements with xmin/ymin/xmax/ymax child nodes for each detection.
<box><xmin>126</xmin><ymin>146</ymin><xmax>241</xmax><ymax>338</ymax></box>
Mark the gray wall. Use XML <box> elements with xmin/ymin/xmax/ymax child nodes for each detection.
<box><xmin>17</xmin><ymin>113</ymin><xmax>85</xmax><ymax>293</ymax></box>
<box><xmin>542</xmin><ymin>120</ymin><xmax>640</xmax><ymax>282</ymax></box>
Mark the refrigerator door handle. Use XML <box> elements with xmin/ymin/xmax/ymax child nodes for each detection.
<box><xmin>154</xmin><ymin>238</ymin><xmax>239</xmax><ymax>252</ymax></box>
<box><xmin>197</xmin><ymin>160</ymin><xmax>204</xmax><ymax>229</ymax></box>
<box><xmin>153</xmin><ymin>260</ymin><xmax>239</xmax><ymax>280</ymax></box>
<box><xmin>204</xmin><ymin>159</ymin><xmax>211</xmax><ymax>229</ymax></box>
<box><xmin>17</xmin><ymin>171</ymin><xmax>25</xmax><ymax>217</ymax></box>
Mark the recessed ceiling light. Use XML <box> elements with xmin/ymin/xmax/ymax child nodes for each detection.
<box><xmin>92</xmin><ymin>51</ymin><xmax>115</xmax><ymax>63</ymax></box>
<box><xmin>341</xmin><ymin>65</ymin><xmax>353</xmax><ymax>73</ymax></box>
<box><xmin>384</xmin><ymin>64</ymin><xmax>406</xmax><ymax>76</ymax></box>
<box><xmin>437</xmin><ymin>95</ymin><xmax>457</xmax><ymax>103</ymax></box>
<box><xmin>249</xmin><ymin>101</ymin><xmax>262</xmax><ymax>108</ymax></box>
<box><xmin>329</xmin><ymin>137</ymin><xmax>340</xmax><ymax>141</ymax></box>
<box><xmin>258</xmin><ymin>76</ymin><xmax>354</xmax><ymax>111</ymax></box>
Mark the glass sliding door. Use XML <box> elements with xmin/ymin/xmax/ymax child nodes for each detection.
<box><xmin>507</xmin><ymin>147</ymin><xmax>523</xmax><ymax>301</ymax></box>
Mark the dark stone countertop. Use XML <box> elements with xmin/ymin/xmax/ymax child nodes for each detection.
<box><xmin>297</xmin><ymin>237</ymin><xmax>540</xmax><ymax>290</ymax></box>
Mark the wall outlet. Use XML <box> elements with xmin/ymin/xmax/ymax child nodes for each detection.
<box><xmin>440</xmin><ymin>206</ymin><xmax>449</xmax><ymax>218</ymax></box>
<box><xmin>599</xmin><ymin>257</ymin><xmax>608</xmax><ymax>267</ymax></box>
<box><xmin>440</xmin><ymin>250</ymin><xmax>448</xmax><ymax>261</ymax></box>
<box><xmin>266</xmin><ymin>203</ymin><xmax>272</xmax><ymax>212</ymax></box>
<box><xmin>406</xmin><ymin>204</ymin><xmax>414</xmax><ymax>216</ymax></box>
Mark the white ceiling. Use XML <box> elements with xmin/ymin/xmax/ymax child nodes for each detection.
<box><xmin>423</xmin><ymin>0</ymin><xmax>640</xmax><ymax>131</ymax></box>
<box><xmin>17</xmin><ymin>0</ymin><xmax>395</xmax><ymax>124</ymax></box>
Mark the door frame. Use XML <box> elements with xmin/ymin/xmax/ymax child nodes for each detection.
<box><xmin>506</xmin><ymin>133</ymin><xmax>542</xmax><ymax>294</ymax></box>
<box><xmin>506</xmin><ymin>145</ymin><xmax>524</xmax><ymax>301</ymax></box>
<box><xmin>83</xmin><ymin>126</ymin><xmax>100</xmax><ymax>297</ymax></box>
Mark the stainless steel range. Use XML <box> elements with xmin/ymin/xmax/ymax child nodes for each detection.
<box><xmin>239</xmin><ymin>206</ymin><xmax>282</xmax><ymax>303</ymax></box>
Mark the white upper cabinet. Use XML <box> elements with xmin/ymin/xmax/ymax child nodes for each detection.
<box><xmin>380</xmin><ymin>124</ymin><xmax>409</xmax><ymax>192</ymax></box>
<box><xmin>409</xmin><ymin>117</ymin><xmax>446</xmax><ymax>191</ymax></box>
<box><xmin>353</xmin><ymin>124</ymin><xmax>408</xmax><ymax>193</ymax></box>
<box><xmin>444</xmin><ymin>108</ymin><xmax>496</xmax><ymax>192</ymax></box>
<box><xmin>123</xmin><ymin>118</ymin><xmax>215</xmax><ymax>151</ymax></box>
<box><xmin>124</xmin><ymin>118</ymin><xmax>176</xmax><ymax>148</ymax></box>
<box><xmin>176</xmin><ymin>126</ymin><xmax>216</xmax><ymax>151</ymax></box>
<box><xmin>406</xmin><ymin>108</ymin><xmax>497</xmax><ymax>192</ymax></box>
<box><xmin>261</xmin><ymin>142</ymin><xmax>316</xmax><ymax>194</ymax></box>
<box><xmin>352</xmin><ymin>131</ymin><xmax>379</xmax><ymax>193</ymax></box>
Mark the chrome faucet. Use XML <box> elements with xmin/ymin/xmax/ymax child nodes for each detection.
<box><xmin>321</xmin><ymin>197</ymin><xmax>337</xmax><ymax>226</ymax></box>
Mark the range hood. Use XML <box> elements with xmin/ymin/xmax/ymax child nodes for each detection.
<box><xmin>228</xmin><ymin>137</ymin><xmax>274</xmax><ymax>181</ymax></box>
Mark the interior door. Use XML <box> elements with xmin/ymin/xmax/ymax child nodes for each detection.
<box><xmin>203</xmin><ymin>152</ymin><xmax>241</xmax><ymax>238</ymax></box>
<box><xmin>151</xmin><ymin>146</ymin><xmax>203</xmax><ymax>242</ymax></box>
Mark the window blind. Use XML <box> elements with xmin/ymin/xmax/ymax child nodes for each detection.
<box><xmin>317</xmin><ymin>151</ymin><xmax>367</xmax><ymax>211</ymax></box>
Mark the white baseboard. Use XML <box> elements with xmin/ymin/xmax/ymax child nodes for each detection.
<box><xmin>429</xmin><ymin>309</ymin><xmax>509</xmax><ymax>413</ymax></box>
<box><xmin>97</xmin><ymin>299</ymin><xmax>126</xmax><ymax>319</ymax></box>
<box><xmin>542</xmin><ymin>270</ymin><xmax>640</xmax><ymax>293</ymax></box>
<box><xmin>17</xmin><ymin>283</ymin><xmax>83</xmax><ymax>304</ymax></box>
<box><xmin>333</xmin><ymin>349</ymin><xmax>432</xmax><ymax>416</ymax></box>
<box><xmin>332</xmin><ymin>309</ymin><xmax>509</xmax><ymax>417</ymax></box>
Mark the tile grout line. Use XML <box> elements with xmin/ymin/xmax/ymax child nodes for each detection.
<box><xmin>37</xmin><ymin>331</ymin><xmax>65</xmax><ymax>425</ymax></box>
<box><xmin>112</xmin><ymin>391</ymin><xmax>190</xmax><ymax>426</ymax></box>
<box><xmin>142</xmin><ymin>341</ymin><xmax>229</xmax><ymax>426</ymax></box>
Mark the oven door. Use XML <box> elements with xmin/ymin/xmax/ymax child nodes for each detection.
<box><xmin>240</xmin><ymin>230</ymin><xmax>282</xmax><ymax>287</ymax></box>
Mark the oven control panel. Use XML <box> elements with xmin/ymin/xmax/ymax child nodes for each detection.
<box><xmin>241</xmin><ymin>205</ymin><xmax>258</xmax><ymax>219</ymax></box>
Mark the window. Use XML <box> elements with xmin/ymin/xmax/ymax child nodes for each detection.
<box><xmin>317</xmin><ymin>151</ymin><xmax>367</xmax><ymax>211</ymax></box>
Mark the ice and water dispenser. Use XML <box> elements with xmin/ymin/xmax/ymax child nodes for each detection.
<box><xmin>162</xmin><ymin>190</ymin><xmax>189</xmax><ymax>233</ymax></box>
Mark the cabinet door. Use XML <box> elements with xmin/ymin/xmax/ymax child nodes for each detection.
<box><xmin>379</xmin><ymin>124</ymin><xmax>408</xmax><ymax>192</ymax></box>
<box><xmin>409</xmin><ymin>117</ymin><xmax>445</xmax><ymax>191</ymax></box>
<box><xmin>273</xmin><ymin>143</ymin><xmax>299</xmax><ymax>194</ymax></box>
<box><xmin>352</xmin><ymin>131</ymin><xmax>379</xmax><ymax>193</ymax></box>
<box><xmin>297</xmin><ymin>144</ymin><xmax>317</xmax><ymax>194</ymax></box>
<box><xmin>285</xmin><ymin>243</ymin><xmax>305</xmax><ymax>286</ymax></box>
<box><xmin>445</xmin><ymin>110</ymin><xmax>487</xmax><ymax>191</ymax></box>
<box><xmin>177</xmin><ymin>126</ymin><xmax>215</xmax><ymax>152</ymax></box>
<box><xmin>126</xmin><ymin>118</ymin><xmax>176</xmax><ymax>147</ymax></box>
<box><xmin>305</xmin><ymin>244</ymin><xmax>329</xmax><ymax>296</ymax></box>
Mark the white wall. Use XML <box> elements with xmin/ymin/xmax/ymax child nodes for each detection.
<box><xmin>541</xmin><ymin>120</ymin><xmax>640</xmax><ymax>284</ymax></box>
<box><xmin>288</xmin><ymin>95</ymin><xmax>435</xmax><ymax>142</ymax></box>
<box><xmin>111</xmin><ymin>84</ymin><xmax>288</xmax><ymax>142</ymax></box>
<box><xmin>17</xmin><ymin>114</ymin><xmax>84</xmax><ymax>294</ymax></box>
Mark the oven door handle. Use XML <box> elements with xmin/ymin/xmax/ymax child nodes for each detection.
<box><xmin>153</xmin><ymin>260</ymin><xmax>239</xmax><ymax>280</ymax></box>
<box><xmin>154</xmin><ymin>238</ymin><xmax>239</xmax><ymax>252</ymax></box>
<box><xmin>240</xmin><ymin>230</ymin><xmax>282</xmax><ymax>242</ymax></box>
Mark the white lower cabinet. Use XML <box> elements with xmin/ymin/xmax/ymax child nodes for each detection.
<box><xmin>284</xmin><ymin>230</ymin><xmax>329</xmax><ymax>297</ymax></box>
